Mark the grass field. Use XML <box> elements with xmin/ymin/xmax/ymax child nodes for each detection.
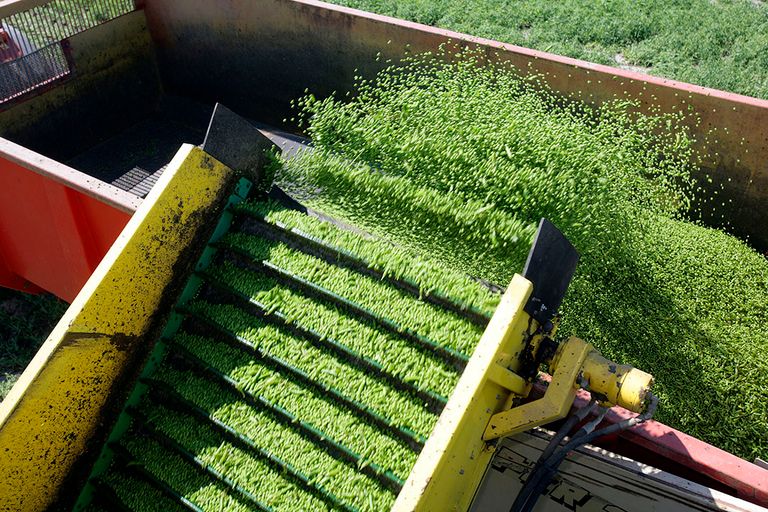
<box><xmin>4</xmin><ymin>0</ymin><xmax>134</xmax><ymax>48</ymax></box>
<box><xmin>331</xmin><ymin>0</ymin><xmax>768</xmax><ymax>100</ymax></box>
<box><xmin>0</xmin><ymin>290</ymin><xmax>65</xmax><ymax>401</ymax></box>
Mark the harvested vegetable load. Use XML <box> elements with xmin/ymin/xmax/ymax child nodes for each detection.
<box><xmin>561</xmin><ymin>215</ymin><xmax>768</xmax><ymax>459</ymax></box>
<box><xmin>280</xmin><ymin>49</ymin><xmax>696</xmax><ymax>281</ymax></box>
<box><xmin>275</xmin><ymin>49</ymin><xmax>768</xmax><ymax>460</ymax></box>
<box><xmin>85</xmin><ymin>198</ymin><xmax>498</xmax><ymax>511</ymax></box>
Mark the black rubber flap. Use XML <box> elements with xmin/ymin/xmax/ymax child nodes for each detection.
<box><xmin>202</xmin><ymin>103</ymin><xmax>277</xmax><ymax>187</ymax></box>
<box><xmin>522</xmin><ymin>218</ymin><xmax>580</xmax><ymax>324</ymax></box>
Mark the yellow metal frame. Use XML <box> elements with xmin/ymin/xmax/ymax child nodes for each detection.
<box><xmin>394</xmin><ymin>275</ymin><xmax>653</xmax><ymax>511</ymax></box>
<box><xmin>393</xmin><ymin>274</ymin><xmax>534</xmax><ymax>512</ymax></box>
<box><xmin>0</xmin><ymin>142</ymin><xmax>653</xmax><ymax>511</ymax></box>
<box><xmin>483</xmin><ymin>337</ymin><xmax>592</xmax><ymax>440</ymax></box>
<box><xmin>485</xmin><ymin>337</ymin><xmax>653</xmax><ymax>441</ymax></box>
<box><xmin>0</xmin><ymin>145</ymin><xmax>235</xmax><ymax>511</ymax></box>
<box><xmin>579</xmin><ymin>346</ymin><xmax>652</xmax><ymax>412</ymax></box>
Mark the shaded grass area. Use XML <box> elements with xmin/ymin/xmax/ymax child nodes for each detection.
<box><xmin>0</xmin><ymin>289</ymin><xmax>66</xmax><ymax>401</ymax></box>
<box><xmin>236</xmin><ymin>199</ymin><xmax>501</xmax><ymax>316</ymax></box>
<box><xmin>331</xmin><ymin>0</ymin><xmax>768</xmax><ymax>100</ymax></box>
<box><xmin>221</xmin><ymin>233</ymin><xmax>484</xmax><ymax>356</ymax></box>
<box><xmin>560</xmin><ymin>215</ymin><xmax>768</xmax><ymax>459</ymax></box>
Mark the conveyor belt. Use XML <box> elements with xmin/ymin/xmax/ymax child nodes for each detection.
<box><xmin>65</xmin><ymin>96</ymin><xmax>312</xmax><ymax>200</ymax></box>
<box><xmin>79</xmin><ymin>193</ymin><xmax>499</xmax><ymax>512</ymax></box>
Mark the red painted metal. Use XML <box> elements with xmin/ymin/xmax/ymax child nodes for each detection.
<box><xmin>0</xmin><ymin>142</ymin><xmax>135</xmax><ymax>302</ymax></box>
<box><xmin>532</xmin><ymin>378</ymin><xmax>768</xmax><ymax>507</ymax></box>
<box><xmin>0</xmin><ymin>246</ymin><xmax>40</xmax><ymax>293</ymax></box>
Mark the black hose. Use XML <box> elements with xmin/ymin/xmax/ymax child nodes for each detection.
<box><xmin>567</xmin><ymin>406</ymin><xmax>609</xmax><ymax>441</ymax></box>
<box><xmin>538</xmin><ymin>401</ymin><xmax>598</xmax><ymax>464</ymax></box>
<box><xmin>511</xmin><ymin>393</ymin><xmax>658</xmax><ymax>512</ymax></box>
<box><xmin>510</xmin><ymin>405</ymin><xmax>608</xmax><ymax>512</ymax></box>
<box><xmin>508</xmin><ymin>401</ymin><xmax>598</xmax><ymax>511</ymax></box>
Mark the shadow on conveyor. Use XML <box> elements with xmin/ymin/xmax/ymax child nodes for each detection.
<box><xmin>66</xmin><ymin>95</ymin><xmax>310</xmax><ymax>199</ymax></box>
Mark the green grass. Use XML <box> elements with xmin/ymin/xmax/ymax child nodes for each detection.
<box><xmin>90</xmin><ymin>194</ymin><xmax>486</xmax><ymax>510</ymax></box>
<box><xmin>331</xmin><ymin>0</ymin><xmax>768</xmax><ymax>100</ymax></box>
<box><xmin>157</xmin><ymin>366</ymin><xmax>396</xmax><ymax>510</ymax></box>
<box><xmin>8</xmin><ymin>0</ymin><xmax>134</xmax><ymax>48</ymax></box>
<box><xmin>208</xmin><ymin>261</ymin><xmax>461</xmax><ymax>397</ymax></box>
<box><xmin>277</xmin><ymin>49</ymin><xmax>768</xmax><ymax>461</ymax></box>
<box><xmin>102</xmin><ymin>466</ymin><xmax>187</xmax><ymax>512</ymax></box>
<box><xmin>220</xmin><ymin>233</ymin><xmax>484</xmax><ymax>356</ymax></box>
<box><xmin>186</xmin><ymin>300</ymin><xmax>439</xmax><ymax>439</ymax></box>
<box><xmin>0</xmin><ymin>289</ymin><xmax>66</xmax><ymax>402</ymax></box>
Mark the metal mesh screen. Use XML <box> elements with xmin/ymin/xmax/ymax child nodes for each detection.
<box><xmin>0</xmin><ymin>0</ymin><xmax>135</xmax><ymax>104</ymax></box>
<box><xmin>0</xmin><ymin>43</ymin><xmax>70</xmax><ymax>101</ymax></box>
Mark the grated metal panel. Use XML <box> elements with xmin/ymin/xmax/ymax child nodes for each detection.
<box><xmin>0</xmin><ymin>40</ymin><xmax>70</xmax><ymax>103</ymax></box>
<box><xmin>0</xmin><ymin>0</ymin><xmax>134</xmax><ymax>104</ymax></box>
<box><xmin>109</xmin><ymin>165</ymin><xmax>167</xmax><ymax>198</ymax></box>
<box><xmin>128</xmin><ymin>165</ymin><xmax>167</xmax><ymax>198</ymax></box>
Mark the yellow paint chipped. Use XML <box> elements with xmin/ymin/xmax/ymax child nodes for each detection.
<box><xmin>0</xmin><ymin>145</ymin><xmax>234</xmax><ymax>511</ymax></box>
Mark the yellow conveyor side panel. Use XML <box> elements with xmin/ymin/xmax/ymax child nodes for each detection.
<box><xmin>0</xmin><ymin>145</ymin><xmax>234</xmax><ymax>511</ymax></box>
<box><xmin>393</xmin><ymin>274</ymin><xmax>534</xmax><ymax>512</ymax></box>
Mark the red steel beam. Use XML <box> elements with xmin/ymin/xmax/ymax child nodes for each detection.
<box><xmin>532</xmin><ymin>378</ymin><xmax>768</xmax><ymax>507</ymax></box>
<box><xmin>0</xmin><ymin>137</ymin><xmax>139</xmax><ymax>302</ymax></box>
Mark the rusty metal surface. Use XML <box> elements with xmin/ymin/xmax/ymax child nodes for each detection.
<box><xmin>142</xmin><ymin>0</ymin><xmax>768</xmax><ymax>249</ymax></box>
<box><xmin>0</xmin><ymin>10</ymin><xmax>162</xmax><ymax>161</ymax></box>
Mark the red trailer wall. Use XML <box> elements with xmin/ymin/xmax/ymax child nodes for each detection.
<box><xmin>0</xmin><ymin>140</ymin><xmax>138</xmax><ymax>302</ymax></box>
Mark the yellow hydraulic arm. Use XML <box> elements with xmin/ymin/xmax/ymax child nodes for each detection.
<box><xmin>485</xmin><ymin>335</ymin><xmax>652</xmax><ymax>441</ymax></box>
<box><xmin>393</xmin><ymin>220</ymin><xmax>654</xmax><ymax>512</ymax></box>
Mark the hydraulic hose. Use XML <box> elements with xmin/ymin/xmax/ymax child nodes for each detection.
<box><xmin>510</xmin><ymin>393</ymin><xmax>658</xmax><ymax>512</ymax></box>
